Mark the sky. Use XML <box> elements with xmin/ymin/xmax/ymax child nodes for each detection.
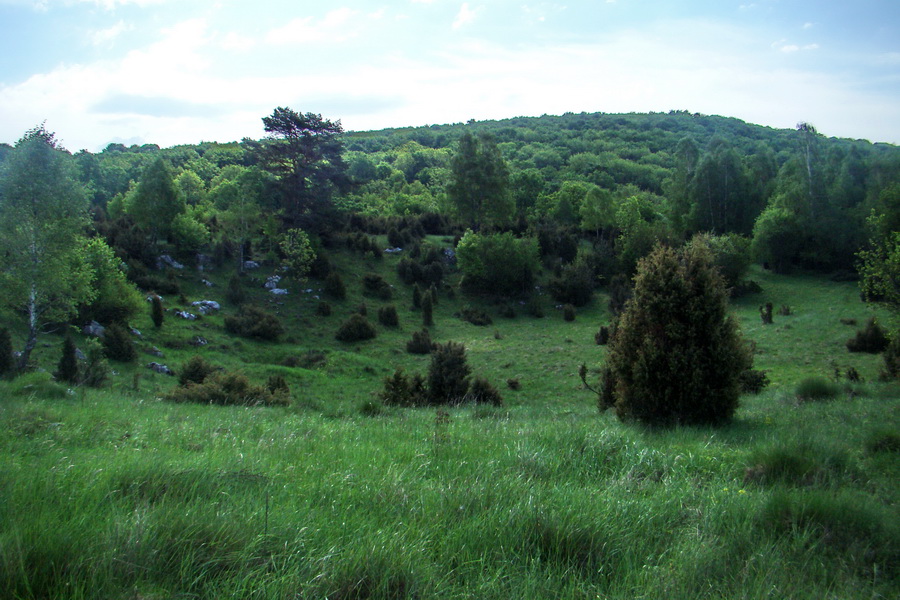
<box><xmin>1</xmin><ymin>0</ymin><xmax>898</xmax><ymax>151</ymax></box>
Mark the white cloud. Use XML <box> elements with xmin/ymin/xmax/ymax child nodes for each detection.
<box><xmin>89</xmin><ymin>20</ymin><xmax>132</xmax><ymax>47</ymax></box>
<box><xmin>266</xmin><ymin>8</ymin><xmax>362</xmax><ymax>45</ymax></box>
<box><xmin>452</xmin><ymin>3</ymin><xmax>480</xmax><ymax>30</ymax></box>
<box><xmin>802</xmin><ymin>22</ymin><xmax>814</xmax><ymax>30</ymax></box>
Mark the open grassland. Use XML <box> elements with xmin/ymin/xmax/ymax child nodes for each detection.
<box><xmin>1</xmin><ymin>244</ymin><xmax>898</xmax><ymax>599</ymax></box>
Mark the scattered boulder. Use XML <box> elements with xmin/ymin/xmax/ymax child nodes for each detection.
<box><xmin>269</xmin><ymin>288</ymin><xmax>289</xmax><ymax>295</ymax></box>
<box><xmin>385</xmin><ymin>247</ymin><xmax>403</xmax><ymax>254</ymax></box>
<box><xmin>243</xmin><ymin>260</ymin><xmax>260</xmax><ymax>270</ymax></box>
<box><xmin>189</xmin><ymin>336</ymin><xmax>208</xmax><ymax>347</ymax></box>
<box><xmin>191</xmin><ymin>300</ymin><xmax>221</xmax><ymax>315</ymax></box>
<box><xmin>201</xmin><ymin>279</ymin><xmax>215</xmax><ymax>287</ymax></box>
<box><xmin>130</xmin><ymin>327</ymin><xmax>143</xmax><ymax>339</ymax></box>
<box><xmin>147</xmin><ymin>346</ymin><xmax>164</xmax><ymax>358</ymax></box>
<box><xmin>157</xmin><ymin>255</ymin><xmax>184</xmax><ymax>270</ymax></box>
<box><xmin>83</xmin><ymin>321</ymin><xmax>105</xmax><ymax>338</ymax></box>
<box><xmin>264</xmin><ymin>275</ymin><xmax>282</xmax><ymax>289</ymax></box>
<box><xmin>147</xmin><ymin>362</ymin><xmax>175</xmax><ymax>376</ymax></box>
<box><xmin>175</xmin><ymin>311</ymin><xmax>198</xmax><ymax>320</ymax></box>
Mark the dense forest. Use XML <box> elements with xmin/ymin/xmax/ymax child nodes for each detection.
<box><xmin>1</xmin><ymin>109</ymin><xmax>899</xmax><ymax>369</ymax></box>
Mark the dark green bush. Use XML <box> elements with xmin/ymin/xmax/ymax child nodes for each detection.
<box><xmin>324</xmin><ymin>272</ymin><xmax>346</xmax><ymax>300</ymax></box>
<box><xmin>335</xmin><ymin>314</ymin><xmax>377</xmax><ymax>342</ymax></box>
<box><xmin>460</xmin><ymin>306</ymin><xmax>492</xmax><ymax>326</ymax></box>
<box><xmin>55</xmin><ymin>333</ymin><xmax>79</xmax><ymax>384</ymax></box>
<box><xmin>406</xmin><ymin>329</ymin><xmax>434</xmax><ymax>354</ymax></box>
<box><xmin>224</xmin><ymin>305</ymin><xmax>284</xmax><ymax>341</ymax></box>
<box><xmin>0</xmin><ymin>328</ymin><xmax>13</xmax><ymax>377</ymax></box>
<box><xmin>379</xmin><ymin>369</ymin><xmax>428</xmax><ymax>407</ymax></box>
<box><xmin>363</xmin><ymin>273</ymin><xmax>392</xmax><ymax>300</ymax></box>
<box><xmin>498</xmin><ymin>304</ymin><xmax>516</xmax><ymax>319</ymax></box>
<box><xmin>422</xmin><ymin>291</ymin><xmax>434</xmax><ymax>327</ymax></box>
<box><xmin>428</xmin><ymin>341</ymin><xmax>471</xmax><ymax>404</ymax></box>
<box><xmin>562</xmin><ymin>304</ymin><xmax>576</xmax><ymax>322</ymax></box>
<box><xmin>456</xmin><ymin>231</ymin><xmax>539</xmax><ymax>296</ymax></box>
<box><xmin>378</xmin><ymin>305</ymin><xmax>400</xmax><ymax>327</ymax></box>
<box><xmin>102</xmin><ymin>323</ymin><xmax>137</xmax><ymax>362</ymax></box>
<box><xmin>81</xmin><ymin>339</ymin><xmax>109</xmax><ymax>388</ymax></box>
<box><xmin>846</xmin><ymin>318</ymin><xmax>889</xmax><ymax>353</ymax></box>
<box><xmin>166</xmin><ymin>371</ymin><xmax>289</xmax><ymax>406</ymax></box>
<box><xmin>595</xmin><ymin>325</ymin><xmax>611</xmax><ymax>345</ymax></box>
<box><xmin>607</xmin><ymin>244</ymin><xmax>751</xmax><ymax>426</ymax></box>
<box><xmin>178</xmin><ymin>355</ymin><xmax>217</xmax><ymax>387</ymax></box>
<box><xmin>883</xmin><ymin>333</ymin><xmax>900</xmax><ymax>380</ymax></box>
<box><xmin>150</xmin><ymin>293</ymin><xmax>164</xmax><ymax>328</ymax></box>
<box><xmin>607</xmin><ymin>274</ymin><xmax>632</xmax><ymax>317</ymax></box>
<box><xmin>739</xmin><ymin>369</ymin><xmax>770</xmax><ymax>394</ymax></box>
<box><xmin>526</xmin><ymin>295</ymin><xmax>544</xmax><ymax>318</ymax></box>
<box><xmin>466</xmin><ymin>376</ymin><xmax>503</xmax><ymax>406</ymax></box>
<box><xmin>316</xmin><ymin>301</ymin><xmax>332</xmax><ymax>317</ymax></box>
<box><xmin>412</xmin><ymin>284</ymin><xmax>422</xmax><ymax>309</ymax></box>
<box><xmin>863</xmin><ymin>428</ymin><xmax>900</xmax><ymax>454</ymax></box>
<box><xmin>795</xmin><ymin>376</ymin><xmax>840</xmax><ymax>402</ymax></box>
<box><xmin>548</xmin><ymin>261</ymin><xmax>594</xmax><ymax>307</ymax></box>
<box><xmin>226</xmin><ymin>274</ymin><xmax>245</xmax><ymax>305</ymax></box>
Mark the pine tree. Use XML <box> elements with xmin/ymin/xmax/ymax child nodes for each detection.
<box><xmin>422</xmin><ymin>290</ymin><xmax>434</xmax><ymax>327</ymax></box>
<box><xmin>607</xmin><ymin>243</ymin><xmax>751</xmax><ymax>426</ymax></box>
<box><xmin>428</xmin><ymin>342</ymin><xmax>471</xmax><ymax>404</ymax></box>
<box><xmin>150</xmin><ymin>294</ymin><xmax>164</xmax><ymax>328</ymax></box>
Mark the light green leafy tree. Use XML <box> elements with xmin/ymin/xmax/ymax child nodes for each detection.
<box><xmin>447</xmin><ymin>133</ymin><xmax>512</xmax><ymax>229</ymax></box>
<box><xmin>279</xmin><ymin>228</ymin><xmax>315</xmax><ymax>281</ymax></box>
<box><xmin>0</xmin><ymin>125</ymin><xmax>95</xmax><ymax>370</ymax></box>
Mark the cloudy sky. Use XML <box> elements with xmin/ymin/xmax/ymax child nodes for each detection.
<box><xmin>1</xmin><ymin>0</ymin><xmax>898</xmax><ymax>151</ymax></box>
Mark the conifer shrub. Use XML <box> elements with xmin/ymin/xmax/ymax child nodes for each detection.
<box><xmin>526</xmin><ymin>295</ymin><xmax>544</xmax><ymax>318</ymax></box>
<box><xmin>460</xmin><ymin>306</ymin><xmax>492</xmax><ymax>326</ymax></box>
<box><xmin>0</xmin><ymin>328</ymin><xmax>14</xmax><ymax>378</ymax></box>
<box><xmin>363</xmin><ymin>273</ymin><xmax>392</xmax><ymax>300</ymax></box>
<box><xmin>607</xmin><ymin>243</ymin><xmax>751</xmax><ymax>426</ymax></box>
<box><xmin>81</xmin><ymin>339</ymin><xmax>109</xmax><ymax>387</ymax></box>
<box><xmin>265</xmin><ymin>374</ymin><xmax>290</xmax><ymax>398</ymax></box>
<box><xmin>379</xmin><ymin>369</ymin><xmax>428</xmax><ymax>407</ymax></box>
<box><xmin>412</xmin><ymin>284</ymin><xmax>422</xmax><ymax>309</ymax></box>
<box><xmin>595</xmin><ymin>325</ymin><xmax>612</xmax><ymax>345</ymax></box>
<box><xmin>224</xmin><ymin>305</ymin><xmax>284</xmax><ymax>341</ymax></box>
<box><xmin>406</xmin><ymin>329</ymin><xmax>434</xmax><ymax>354</ymax></box>
<box><xmin>428</xmin><ymin>341</ymin><xmax>471</xmax><ymax>404</ymax></box>
<box><xmin>739</xmin><ymin>369</ymin><xmax>771</xmax><ymax>395</ymax></box>
<box><xmin>548</xmin><ymin>260</ymin><xmax>595</xmax><ymax>306</ymax></box>
<box><xmin>428</xmin><ymin>283</ymin><xmax>439</xmax><ymax>305</ymax></box>
<box><xmin>397</xmin><ymin>257</ymin><xmax>424</xmax><ymax>285</ymax></box>
<box><xmin>378</xmin><ymin>304</ymin><xmax>400</xmax><ymax>327</ymax></box>
<box><xmin>102</xmin><ymin>323</ymin><xmax>137</xmax><ymax>362</ymax></box>
<box><xmin>324</xmin><ymin>272</ymin><xmax>347</xmax><ymax>300</ymax></box>
<box><xmin>863</xmin><ymin>428</ymin><xmax>900</xmax><ymax>454</ymax></box>
<box><xmin>55</xmin><ymin>333</ymin><xmax>79</xmax><ymax>384</ymax></box>
<box><xmin>607</xmin><ymin>274</ymin><xmax>632</xmax><ymax>316</ymax></box>
<box><xmin>883</xmin><ymin>333</ymin><xmax>900</xmax><ymax>380</ymax></box>
<box><xmin>150</xmin><ymin>293</ymin><xmax>164</xmax><ymax>328</ymax></box>
<box><xmin>316</xmin><ymin>301</ymin><xmax>332</xmax><ymax>317</ymax></box>
<box><xmin>387</xmin><ymin>227</ymin><xmax>405</xmax><ymax>248</ymax></box>
<box><xmin>335</xmin><ymin>314</ymin><xmax>377</xmax><ymax>342</ymax></box>
<box><xmin>226</xmin><ymin>274</ymin><xmax>245</xmax><ymax>306</ymax></box>
<box><xmin>356</xmin><ymin>302</ymin><xmax>368</xmax><ymax>316</ymax></box>
<box><xmin>506</xmin><ymin>378</ymin><xmax>521</xmax><ymax>390</ymax></box>
<box><xmin>846</xmin><ymin>318</ymin><xmax>889</xmax><ymax>353</ymax></box>
<box><xmin>760</xmin><ymin>302</ymin><xmax>774</xmax><ymax>324</ymax></box>
<box><xmin>466</xmin><ymin>376</ymin><xmax>504</xmax><ymax>405</ymax></box>
<box><xmin>422</xmin><ymin>291</ymin><xmax>434</xmax><ymax>327</ymax></box>
<box><xmin>562</xmin><ymin>304</ymin><xmax>576</xmax><ymax>322</ymax></box>
<box><xmin>178</xmin><ymin>355</ymin><xmax>217</xmax><ymax>387</ymax></box>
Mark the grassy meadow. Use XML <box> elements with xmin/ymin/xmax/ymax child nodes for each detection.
<box><xmin>1</xmin><ymin>239</ymin><xmax>898</xmax><ymax>599</ymax></box>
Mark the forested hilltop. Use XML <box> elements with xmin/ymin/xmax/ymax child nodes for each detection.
<box><xmin>1</xmin><ymin>109</ymin><xmax>898</xmax><ymax>372</ymax></box>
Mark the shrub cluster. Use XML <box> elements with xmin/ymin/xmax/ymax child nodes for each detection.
<box><xmin>55</xmin><ymin>334</ymin><xmax>79</xmax><ymax>384</ymax></box>
<box><xmin>846</xmin><ymin>318</ymin><xmax>890</xmax><ymax>353</ymax></box>
<box><xmin>178</xmin><ymin>355</ymin><xmax>217</xmax><ymax>387</ymax></box>
<box><xmin>362</xmin><ymin>273</ymin><xmax>392</xmax><ymax>300</ymax></box>
<box><xmin>335</xmin><ymin>314</ymin><xmax>377</xmax><ymax>342</ymax></box>
<box><xmin>379</xmin><ymin>369</ymin><xmax>428</xmax><ymax>406</ymax></box>
<box><xmin>102</xmin><ymin>323</ymin><xmax>137</xmax><ymax>362</ymax></box>
<box><xmin>795</xmin><ymin>377</ymin><xmax>841</xmax><ymax>402</ymax></box>
<box><xmin>224</xmin><ymin>305</ymin><xmax>284</xmax><ymax>341</ymax></box>
<box><xmin>406</xmin><ymin>329</ymin><xmax>434</xmax><ymax>354</ymax></box>
<box><xmin>397</xmin><ymin>257</ymin><xmax>444</xmax><ymax>287</ymax></box>
<box><xmin>167</xmin><ymin>370</ymin><xmax>289</xmax><ymax>406</ymax></box>
<box><xmin>226</xmin><ymin>274</ymin><xmax>246</xmax><ymax>305</ymax></box>
<box><xmin>459</xmin><ymin>306</ymin><xmax>493</xmax><ymax>326</ymax></box>
<box><xmin>548</xmin><ymin>261</ymin><xmax>595</xmax><ymax>307</ymax></box>
<box><xmin>562</xmin><ymin>304</ymin><xmax>576</xmax><ymax>322</ymax></box>
<box><xmin>324</xmin><ymin>272</ymin><xmax>346</xmax><ymax>300</ymax></box>
<box><xmin>378</xmin><ymin>305</ymin><xmax>400</xmax><ymax>327</ymax></box>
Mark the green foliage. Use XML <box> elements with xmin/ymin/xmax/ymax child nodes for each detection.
<box><xmin>691</xmin><ymin>233</ymin><xmax>753</xmax><ymax>291</ymax></box>
<box><xmin>421</xmin><ymin>291</ymin><xmax>434</xmax><ymax>327</ymax></box>
<box><xmin>278</xmin><ymin>228</ymin><xmax>315</xmax><ymax>280</ymax></box>
<box><xmin>447</xmin><ymin>132</ymin><xmax>512</xmax><ymax>228</ymax></box>
<box><xmin>126</xmin><ymin>156</ymin><xmax>184</xmax><ymax>243</ymax></box>
<box><xmin>80</xmin><ymin>338</ymin><xmax>109</xmax><ymax>387</ymax></box>
<box><xmin>858</xmin><ymin>219</ymin><xmax>900</xmax><ymax>310</ymax></box>
<box><xmin>460</xmin><ymin>306</ymin><xmax>492</xmax><ymax>326</ymax></box>
<box><xmin>548</xmin><ymin>258</ymin><xmax>595</xmax><ymax>307</ymax></box>
<box><xmin>863</xmin><ymin>428</ymin><xmax>900</xmax><ymax>454</ymax></box>
<box><xmin>178</xmin><ymin>355</ymin><xmax>217</xmax><ymax>387</ymax></box>
<box><xmin>883</xmin><ymin>334</ymin><xmax>900</xmax><ymax>380</ymax></box>
<box><xmin>54</xmin><ymin>334</ymin><xmax>79</xmax><ymax>384</ymax></box>
<box><xmin>0</xmin><ymin>125</ymin><xmax>94</xmax><ymax>369</ymax></box>
<box><xmin>335</xmin><ymin>314</ymin><xmax>377</xmax><ymax>343</ymax></box>
<box><xmin>316</xmin><ymin>301</ymin><xmax>332</xmax><ymax>317</ymax></box>
<box><xmin>362</xmin><ymin>273</ymin><xmax>392</xmax><ymax>300</ymax></box>
<box><xmin>377</xmin><ymin>305</ymin><xmax>399</xmax><ymax>328</ymax></box>
<box><xmin>456</xmin><ymin>230</ymin><xmax>539</xmax><ymax>296</ymax></box>
<box><xmin>79</xmin><ymin>237</ymin><xmax>143</xmax><ymax>325</ymax></box>
<box><xmin>166</xmin><ymin>371</ymin><xmax>290</xmax><ymax>406</ymax></box>
<box><xmin>406</xmin><ymin>329</ymin><xmax>434</xmax><ymax>354</ymax></box>
<box><xmin>324</xmin><ymin>272</ymin><xmax>347</xmax><ymax>300</ymax></box>
<box><xmin>428</xmin><ymin>341</ymin><xmax>471</xmax><ymax>404</ymax></box>
<box><xmin>607</xmin><ymin>243</ymin><xmax>751</xmax><ymax>425</ymax></box>
<box><xmin>752</xmin><ymin>203</ymin><xmax>806</xmax><ymax>273</ymax></box>
<box><xmin>224</xmin><ymin>305</ymin><xmax>284</xmax><ymax>341</ymax></box>
<box><xmin>102</xmin><ymin>323</ymin><xmax>137</xmax><ymax>362</ymax></box>
<box><xmin>226</xmin><ymin>274</ymin><xmax>245</xmax><ymax>306</ymax></box>
<box><xmin>739</xmin><ymin>369</ymin><xmax>770</xmax><ymax>394</ymax></box>
<box><xmin>466</xmin><ymin>376</ymin><xmax>503</xmax><ymax>406</ymax></box>
<box><xmin>379</xmin><ymin>369</ymin><xmax>428</xmax><ymax>407</ymax></box>
<box><xmin>846</xmin><ymin>318</ymin><xmax>889</xmax><ymax>353</ymax></box>
<box><xmin>562</xmin><ymin>304</ymin><xmax>576</xmax><ymax>322</ymax></box>
<box><xmin>150</xmin><ymin>294</ymin><xmax>164</xmax><ymax>328</ymax></box>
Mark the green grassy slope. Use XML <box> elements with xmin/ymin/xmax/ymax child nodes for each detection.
<box><xmin>0</xmin><ymin>243</ymin><xmax>897</xmax><ymax>599</ymax></box>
